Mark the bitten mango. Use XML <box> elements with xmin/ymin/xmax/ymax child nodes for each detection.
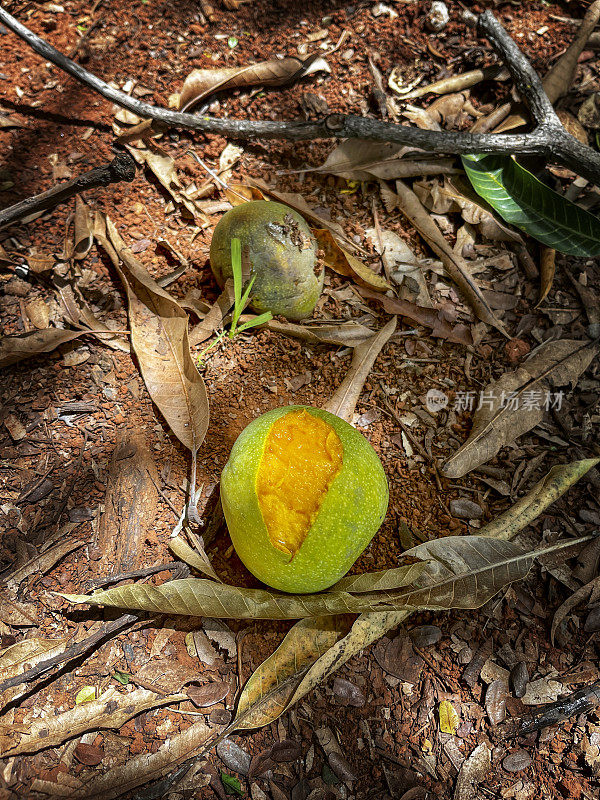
<box><xmin>220</xmin><ymin>406</ymin><xmax>389</xmax><ymax>593</ymax></box>
<box><xmin>209</xmin><ymin>200</ymin><xmax>322</xmax><ymax>321</ymax></box>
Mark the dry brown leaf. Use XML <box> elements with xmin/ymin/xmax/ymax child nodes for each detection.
<box><xmin>188</xmin><ymin>280</ymin><xmax>235</xmax><ymax>346</ymax></box>
<box><xmin>93</xmin><ymin>213</ymin><xmax>209</xmax><ymax>456</ymax></box>
<box><xmin>400</xmin><ymin>66</ymin><xmax>508</xmax><ymax>101</ymax></box>
<box><xmin>359</xmin><ymin>287</ymin><xmax>473</xmax><ymax>346</ymax></box>
<box><xmin>537</xmin><ymin>246</ymin><xmax>556</xmax><ymax>306</ymax></box>
<box><xmin>169</xmin><ymin>534</ymin><xmax>221</xmax><ymax>582</ymax></box>
<box><xmin>324</xmin><ymin>317</ymin><xmax>397</xmax><ymax>422</ymax></box>
<box><xmin>393</xmin><ymin>179</ymin><xmax>507</xmax><ymax>333</ymax></box>
<box><xmin>313</xmin><ymin>228</ymin><xmax>391</xmax><ymax>292</ymax></box>
<box><xmin>7</xmin><ymin>536</ymin><xmax>82</xmax><ymax>589</ymax></box>
<box><xmin>3</xmin><ymin>686</ymin><xmax>186</xmax><ymax>756</ymax></box>
<box><xmin>60</xmin><ymin>537</ymin><xmax>588</xmax><ymax>621</ymax></box>
<box><xmin>307</xmin><ymin>139</ymin><xmax>458</xmax><ymax>181</ymax></box>
<box><xmin>478</xmin><ymin>458</ymin><xmax>600</xmax><ymax>541</ymax></box>
<box><xmin>0</xmin><ymin>328</ymin><xmax>91</xmax><ymax>368</ymax></box>
<box><xmin>231</xmin><ymin>617</ymin><xmax>351</xmax><ymax>731</ymax></box>
<box><xmin>264</xmin><ymin>318</ymin><xmax>375</xmax><ymax>348</ymax></box>
<box><xmin>70</xmin><ymin>720</ymin><xmax>212</xmax><ymax>800</ymax></box>
<box><xmin>454</xmin><ymin>743</ymin><xmax>492</xmax><ymax>800</ymax></box>
<box><xmin>73</xmin><ymin>196</ymin><xmax>93</xmax><ymax>260</ymax></box>
<box><xmin>178</xmin><ymin>53</ymin><xmax>330</xmax><ymax>112</ymax></box>
<box><xmin>442</xmin><ymin>339</ymin><xmax>598</xmax><ymax>478</ymax></box>
<box><xmin>126</xmin><ymin>142</ymin><xmax>208</xmax><ymax>224</ymax></box>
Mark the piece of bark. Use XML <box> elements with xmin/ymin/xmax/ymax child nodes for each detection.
<box><xmin>91</xmin><ymin>432</ymin><xmax>158</xmax><ymax>574</ymax></box>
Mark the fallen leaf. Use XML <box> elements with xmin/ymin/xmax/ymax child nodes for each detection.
<box><xmin>262</xmin><ymin>318</ymin><xmax>375</xmax><ymax>348</ymax></box>
<box><xmin>188</xmin><ymin>280</ymin><xmax>236</xmax><ymax>346</ymax></box>
<box><xmin>75</xmin><ymin>686</ymin><xmax>96</xmax><ymax>704</ymax></box>
<box><xmin>178</xmin><ymin>53</ymin><xmax>330</xmax><ymax>112</ymax></box>
<box><xmin>58</xmin><ymin>536</ymin><xmax>588</xmax><ymax>619</ymax></box>
<box><xmin>478</xmin><ymin>458</ymin><xmax>600</xmax><ymax>541</ymax></box>
<box><xmin>442</xmin><ymin>339</ymin><xmax>598</xmax><ymax>478</ymax></box>
<box><xmin>307</xmin><ymin>139</ymin><xmax>458</xmax><ymax>181</ymax></box>
<box><xmin>313</xmin><ymin>228</ymin><xmax>391</xmax><ymax>292</ymax></box>
<box><xmin>359</xmin><ymin>287</ymin><xmax>473</xmax><ymax>345</ymax></box>
<box><xmin>552</xmin><ymin>574</ymin><xmax>600</xmax><ymax>644</ymax></box>
<box><xmin>169</xmin><ymin>534</ymin><xmax>221</xmax><ymax>582</ymax></box>
<box><xmin>126</xmin><ymin>142</ymin><xmax>208</xmax><ymax>224</ymax></box>
<box><xmin>537</xmin><ymin>247</ymin><xmax>556</xmax><ymax>306</ymax></box>
<box><xmin>94</xmin><ymin>213</ymin><xmax>209</xmax><ymax>456</ymax></box>
<box><xmin>324</xmin><ymin>317</ymin><xmax>397</xmax><ymax>423</ymax></box>
<box><xmin>439</xmin><ymin>700</ymin><xmax>459</xmax><ymax>734</ymax></box>
<box><xmin>186</xmin><ymin>681</ymin><xmax>230</xmax><ymax>708</ymax></box>
<box><xmin>74</xmin><ymin>743</ymin><xmax>105</xmax><ymax>766</ymax></box>
<box><xmin>0</xmin><ymin>328</ymin><xmax>92</xmax><ymax>368</ymax></box>
<box><xmin>231</xmin><ymin>616</ymin><xmax>351</xmax><ymax>730</ymax></box>
<box><xmin>454</xmin><ymin>743</ymin><xmax>492</xmax><ymax>800</ymax></box>
<box><xmin>3</xmin><ymin>687</ymin><xmax>177</xmax><ymax>758</ymax></box>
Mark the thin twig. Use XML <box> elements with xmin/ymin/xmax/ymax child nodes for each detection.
<box><xmin>87</xmin><ymin>561</ymin><xmax>189</xmax><ymax>590</ymax></box>
<box><xmin>0</xmin><ymin>614</ymin><xmax>138</xmax><ymax>695</ymax></box>
<box><xmin>2</xmin><ymin>8</ymin><xmax>600</xmax><ymax>184</ymax></box>
<box><xmin>0</xmin><ymin>151</ymin><xmax>136</xmax><ymax>229</ymax></box>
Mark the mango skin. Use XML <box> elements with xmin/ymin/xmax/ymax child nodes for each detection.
<box><xmin>209</xmin><ymin>200</ymin><xmax>322</xmax><ymax>321</ymax></box>
<box><xmin>220</xmin><ymin>406</ymin><xmax>389</xmax><ymax>594</ymax></box>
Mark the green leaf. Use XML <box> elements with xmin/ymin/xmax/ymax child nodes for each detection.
<box><xmin>112</xmin><ymin>669</ymin><xmax>131</xmax><ymax>686</ymax></box>
<box><xmin>461</xmin><ymin>153</ymin><xmax>600</xmax><ymax>256</ymax></box>
<box><xmin>221</xmin><ymin>772</ymin><xmax>243</xmax><ymax>796</ymax></box>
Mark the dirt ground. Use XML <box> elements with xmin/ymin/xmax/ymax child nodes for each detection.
<box><xmin>1</xmin><ymin>1</ymin><xmax>600</xmax><ymax>798</ymax></box>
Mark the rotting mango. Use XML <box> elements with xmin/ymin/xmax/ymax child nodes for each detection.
<box><xmin>209</xmin><ymin>200</ymin><xmax>322</xmax><ymax>321</ymax></box>
<box><xmin>220</xmin><ymin>405</ymin><xmax>389</xmax><ymax>594</ymax></box>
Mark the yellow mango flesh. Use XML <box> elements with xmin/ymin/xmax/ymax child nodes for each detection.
<box><xmin>221</xmin><ymin>406</ymin><xmax>389</xmax><ymax>594</ymax></box>
<box><xmin>257</xmin><ymin>410</ymin><xmax>343</xmax><ymax>557</ymax></box>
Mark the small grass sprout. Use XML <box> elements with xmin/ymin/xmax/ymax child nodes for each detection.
<box><xmin>197</xmin><ymin>237</ymin><xmax>272</xmax><ymax>364</ymax></box>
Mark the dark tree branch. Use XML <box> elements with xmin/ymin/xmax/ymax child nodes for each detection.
<box><xmin>0</xmin><ymin>151</ymin><xmax>136</xmax><ymax>229</ymax></box>
<box><xmin>1</xmin><ymin>7</ymin><xmax>600</xmax><ymax>187</ymax></box>
<box><xmin>477</xmin><ymin>11</ymin><xmax>558</xmax><ymax>125</ymax></box>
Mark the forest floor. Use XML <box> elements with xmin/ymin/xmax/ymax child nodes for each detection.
<box><xmin>1</xmin><ymin>1</ymin><xmax>600</xmax><ymax>799</ymax></box>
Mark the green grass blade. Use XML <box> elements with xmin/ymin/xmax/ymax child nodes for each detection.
<box><xmin>230</xmin><ymin>238</ymin><xmax>242</xmax><ymax>308</ymax></box>
<box><xmin>236</xmin><ymin>311</ymin><xmax>272</xmax><ymax>333</ymax></box>
<box><xmin>461</xmin><ymin>153</ymin><xmax>600</xmax><ymax>257</ymax></box>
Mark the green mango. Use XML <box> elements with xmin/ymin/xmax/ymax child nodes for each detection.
<box><xmin>210</xmin><ymin>200</ymin><xmax>322</xmax><ymax>321</ymax></box>
<box><xmin>221</xmin><ymin>406</ymin><xmax>388</xmax><ymax>594</ymax></box>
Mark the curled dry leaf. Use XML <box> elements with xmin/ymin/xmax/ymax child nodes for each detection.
<box><xmin>3</xmin><ymin>686</ymin><xmax>186</xmax><ymax>757</ymax></box>
<box><xmin>478</xmin><ymin>458</ymin><xmax>600</xmax><ymax>541</ymax></box>
<box><xmin>551</xmin><ymin>573</ymin><xmax>600</xmax><ymax>645</ymax></box>
<box><xmin>393</xmin><ymin>179</ymin><xmax>507</xmax><ymax>333</ymax></box>
<box><xmin>400</xmin><ymin>65</ymin><xmax>509</xmax><ymax>101</ymax></box>
<box><xmin>169</xmin><ymin>534</ymin><xmax>221</xmax><ymax>582</ymax></box>
<box><xmin>306</xmin><ymin>139</ymin><xmax>458</xmax><ymax>181</ymax></box>
<box><xmin>0</xmin><ymin>328</ymin><xmax>92</xmax><ymax>368</ymax></box>
<box><xmin>230</xmin><ymin>616</ymin><xmax>350</xmax><ymax>730</ymax></box>
<box><xmin>189</xmin><ymin>279</ymin><xmax>235</xmax><ymax>346</ymax></box>
<box><xmin>186</xmin><ymin>681</ymin><xmax>230</xmax><ymax>708</ymax></box>
<box><xmin>264</xmin><ymin>318</ymin><xmax>376</xmax><ymax>348</ymax></box>
<box><xmin>178</xmin><ymin>53</ymin><xmax>330</xmax><ymax>112</ymax></box>
<box><xmin>313</xmin><ymin>228</ymin><xmax>391</xmax><ymax>292</ymax></box>
<box><xmin>324</xmin><ymin>317</ymin><xmax>397</xmax><ymax>423</ymax></box>
<box><xmin>93</xmin><ymin>213</ymin><xmax>209</xmax><ymax>457</ymax></box>
<box><xmin>69</xmin><ymin>720</ymin><xmax>212</xmax><ymax>800</ymax></box>
<box><xmin>359</xmin><ymin>287</ymin><xmax>473</xmax><ymax>346</ymax></box>
<box><xmin>126</xmin><ymin>142</ymin><xmax>208</xmax><ymax>224</ymax></box>
<box><xmin>442</xmin><ymin>339</ymin><xmax>598</xmax><ymax>478</ymax></box>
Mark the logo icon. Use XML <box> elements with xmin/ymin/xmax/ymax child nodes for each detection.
<box><xmin>426</xmin><ymin>388</ymin><xmax>449</xmax><ymax>413</ymax></box>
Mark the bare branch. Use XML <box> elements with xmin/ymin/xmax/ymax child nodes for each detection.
<box><xmin>0</xmin><ymin>7</ymin><xmax>599</xmax><ymax>186</ymax></box>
